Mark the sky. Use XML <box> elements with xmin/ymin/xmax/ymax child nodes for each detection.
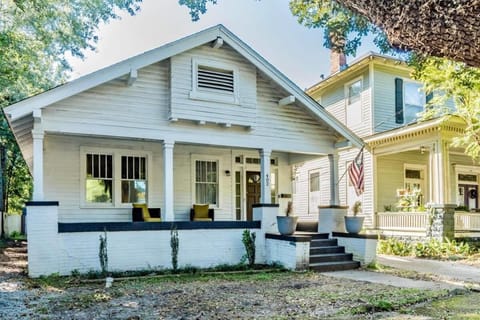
<box><xmin>69</xmin><ymin>0</ymin><xmax>378</xmax><ymax>89</ymax></box>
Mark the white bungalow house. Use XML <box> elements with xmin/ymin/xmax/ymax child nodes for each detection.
<box><xmin>295</xmin><ymin>52</ymin><xmax>480</xmax><ymax>238</ymax></box>
<box><xmin>4</xmin><ymin>25</ymin><xmax>364</xmax><ymax>276</ymax></box>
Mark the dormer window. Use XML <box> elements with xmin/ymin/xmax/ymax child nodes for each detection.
<box><xmin>345</xmin><ymin>77</ymin><xmax>362</xmax><ymax>126</ymax></box>
<box><xmin>190</xmin><ymin>58</ymin><xmax>239</xmax><ymax>104</ymax></box>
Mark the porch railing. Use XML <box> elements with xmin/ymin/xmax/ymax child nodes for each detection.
<box><xmin>375</xmin><ymin>211</ymin><xmax>480</xmax><ymax>233</ymax></box>
<box><xmin>455</xmin><ymin>212</ymin><xmax>480</xmax><ymax>232</ymax></box>
<box><xmin>375</xmin><ymin>212</ymin><xmax>428</xmax><ymax>231</ymax></box>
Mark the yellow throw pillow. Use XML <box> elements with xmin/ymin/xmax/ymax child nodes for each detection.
<box><xmin>193</xmin><ymin>204</ymin><xmax>209</xmax><ymax>219</ymax></box>
<box><xmin>133</xmin><ymin>203</ymin><xmax>150</xmax><ymax>220</ymax></box>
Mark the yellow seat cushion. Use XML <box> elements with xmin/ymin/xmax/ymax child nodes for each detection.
<box><xmin>193</xmin><ymin>204</ymin><xmax>210</xmax><ymax>219</ymax></box>
<box><xmin>193</xmin><ymin>217</ymin><xmax>213</xmax><ymax>221</ymax></box>
<box><xmin>144</xmin><ymin>217</ymin><xmax>161</xmax><ymax>222</ymax></box>
<box><xmin>133</xmin><ymin>203</ymin><xmax>161</xmax><ymax>222</ymax></box>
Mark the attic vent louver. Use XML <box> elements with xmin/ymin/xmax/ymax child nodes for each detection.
<box><xmin>197</xmin><ymin>66</ymin><xmax>234</xmax><ymax>93</ymax></box>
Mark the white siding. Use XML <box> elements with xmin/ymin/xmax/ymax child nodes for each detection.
<box><xmin>372</xmin><ymin>64</ymin><xmax>411</xmax><ymax>133</ymax></box>
<box><xmin>170</xmin><ymin>44</ymin><xmax>257</xmax><ymax>127</ymax></box>
<box><xmin>375</xmin><ymin>151</ymin><xmax>429</xmax><ymax>212</ymax></box>
<box><xmin>320</xmin><ymin>69</ymin><xmax>372</xmax><ymax>138</ymax></box>
<box><xmin>41</xmin><ymin>46</ymin><xmax>337</xmax><ymax>155</ymax></box>
<box><xmin>44</xmin><ymin>134</ymin><xmax>292</xmax><ymax>223</ymax></box>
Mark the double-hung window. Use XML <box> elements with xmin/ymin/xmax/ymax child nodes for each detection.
<box><xmin>85</xmin><ymin>153</ymin><xmax>113</xmax><ymax>203</ymax></box>
<box><xmin>345</xmin><ymin>78</ymin><xmax>362</xmax><ymax>126</ymax></box>
<box><xmin>195</xmin><ymin>160</ymin><xmax>218</xmax><ymax>205</ymax></box>
<box><xmin>121</xmin><ymin>156</ymin><xmax>147</xmax><ymax>204</ymax></box>
<box><xmin>83</xmin><ymin>149</ymin><xmax>149</xmax><ymax>207</ymax></box>
<box><xmin>395</xmin><ymin>78</ymin><xmax>425</xmax><ymax>124</ymax></box>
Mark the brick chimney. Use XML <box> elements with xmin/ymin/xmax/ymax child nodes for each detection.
<box><xmin>330</xmin><ymin>50</ymin><xmax>347</xmax><ymax>75</ymax></box>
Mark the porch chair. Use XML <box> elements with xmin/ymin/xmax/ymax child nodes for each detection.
<box><xmin>190</xmin><ymin>204</ymin><xmax>214</xmax><ymax>221</ymax></box>
<box><xmin>132</xmin><ymin>203</ymin><xmax>161</xmax><ymax>222</ymax></box>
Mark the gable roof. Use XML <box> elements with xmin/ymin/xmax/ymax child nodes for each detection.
<box><xmin>4</xmin><ymin>24</ymin><xmax>363</xmax><ymax>148</ymax></box>
<box><xmin>306</xmin><ymin>52</ymin><xmax>410</xmax><ymax>97</ymax></box>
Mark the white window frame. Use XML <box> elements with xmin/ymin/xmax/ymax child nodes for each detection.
<box><xmin>344</xmin><ymin>77</ymin><xmax>363</xmax><ymax>126</ymax></box>
<box><xmin>403</xmin><ymin>80</ymin><xmax>425</xmax><ymax>124</ymax></box>
<box><xmin>189</xmin><ymin>57</ymin><xmax>240</xmax><ymax>105</ymax></box>
<box><xmin>308</xmin><ymin>168</ymin><xmax>321</xmax><ymax>214</ymax></box>
<box><xmin>403</xmin><ymin>164</ymin><xmax>426</xmax><ymax>203</ymax></box>
<box><xmin>80</xmin><ymin>147</ymin><xmax>152</xmax><ymax>208</ymax></box>
<box><xmin>191</xmin><ymin>154</ymin><xmax>221</xmax><ymax>208</ymax></box>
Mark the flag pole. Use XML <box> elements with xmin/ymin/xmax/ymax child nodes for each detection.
<box><xmin>336</xmin><ymin>145</ymin><xmax>365</xmax><ymax>185</ymax></box>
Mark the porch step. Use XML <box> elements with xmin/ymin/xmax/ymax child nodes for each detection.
<box><xmin>294</xmin><ymin>231</ymin><xmax>328</xmax><ymax>239</ymax></box>
<box><xmin>310</xmin><ymin>253</ymin><xmax>353</xmax><ymax>264</ymax></box>
<box><xmin>310</xmin><ymin>246</ymin><xmax>345</xmax><ymax>255</ymax></box>
<box><xmin>307</xmin><ymin>235</ymin><xmax>360</xmax><ymax>272</ymax></box>
<box><xmin>310</xmin><ymin>260</ymin><xmax>361</xmax><ymax>272</ymax></box>
<box><xmin>296</xmin><ymin>220</ymin><xmax>318</xmax><ymax>233</ymax></box>
<box><xmin>311</xmin><ymin>238</ymin><xmax>338</xmax><ymax>247</ymax></box>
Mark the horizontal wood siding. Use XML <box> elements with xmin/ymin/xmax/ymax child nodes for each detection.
<box><xmin>170</xmin><ymin>44</ymin><xmax>257</xmax><ymax>127</ymax></box>
<box><xmin>376</xmin><ymin>151</ymin><xmax>429</xmax><ymax>213</ymax></box>
<box><xmin>373</xmin><ymin>64</ymin><xmax>411</xmax><ymax>133</ymax></box>
<box><xmin>320</xmin><ymin>69</ymin><xmax>372</xmax><ymax>138</ymax></box>
<box><xmin>41</xmin><ymin>49</ymin><xmax>337</xmax><ymax>155</ymax></box>
<box><xmin>292</xmin><ymin>156</ymin><xmax>330</xmax><ymax>219</ymax></box>
<box><xmin>292</xmin><ymin>147</ymin><xmax>374</xmax><ymax>226</ymax></box>
<box><xmin>44</xmin><ymin>134</ymin><xmax>291</xmax><ymax>223</ymax></box>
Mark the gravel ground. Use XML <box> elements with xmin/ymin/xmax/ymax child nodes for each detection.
<box><xmin>0</xmin><ymin>241</ymin><xmax>467</xmax><ymax>319</ymax></box>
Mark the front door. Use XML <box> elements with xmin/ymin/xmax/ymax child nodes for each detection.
<box><xmin>246</xmin><ymin>171</ymin><xmax>261</xmax><ymax>221</ymax></box>
<box><xmin>458</xmin><ymin>184</ymin><xmax>478</xmax><ymax>210</ymax></box>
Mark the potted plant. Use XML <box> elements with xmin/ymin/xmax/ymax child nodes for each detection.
<box><xmin>277</xmin><ymin>201</ymin><xmax>298</xmax><ymax>235</ymax></box>
<box><xmin>344</xmin><ymin>201</ymin><xmax>364</xmax><ymax>233</ymax></box>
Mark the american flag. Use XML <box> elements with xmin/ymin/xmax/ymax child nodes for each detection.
<box><xmin>348</xmin><ymin>147</ymin><xmax>364</xmax><ymax>196</ymax></box>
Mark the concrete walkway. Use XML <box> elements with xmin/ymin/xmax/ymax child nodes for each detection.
<box><xmin>323</xmin><ymin>255</ymin><xmax>479</xmax><ymax>290</ymax></box>
<box><xmin>377</xmin><ymin>254</ymin><xmax>479</xmax><ymax>286</ymax></box>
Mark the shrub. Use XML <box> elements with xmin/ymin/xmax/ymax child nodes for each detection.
<box><xmin>242</xmin><ymin>229</ymin><xmax>256</xmax><ymax>267</ymax></box>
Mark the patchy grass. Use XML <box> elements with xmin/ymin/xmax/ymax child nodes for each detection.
<box><xmin>410</xmin><ymin>292</ymin><xmax>480</xmax><ymax>319</ymax></box>
<box><xmin>343</xmin><ymin>288</ymin><xmax>449</xmax><ymax>315</ymax></box>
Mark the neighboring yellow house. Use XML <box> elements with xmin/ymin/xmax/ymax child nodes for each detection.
<box><xmin>294</xmin><ymin>52</ymin><xmax>480</xmax><ymax>236</ymax></box>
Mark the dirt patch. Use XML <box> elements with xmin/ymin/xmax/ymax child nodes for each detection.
<box><xmin>0</xmin><ymin>241</ymin><xmax>475</xmax><ymax>319</ymax></box>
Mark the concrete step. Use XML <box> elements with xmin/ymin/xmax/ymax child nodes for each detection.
<box><xmin>310</xmin><ymin>253</ymin><xmax>353</xmax><ymax>264</ymax></box>
<box><xmin>310</xmin><ymin>246</ymin><xmax>346</xmax><ymax>255</ymax></box>
<box><xmin>293</xmin><ymin>231</ymin><xmax>328</xmax><ymax>239</ymax></box>
<box><xmin>296</xmin><ymin>220</ymin><xmax>318</xmax><ymax>232</ymax></box>
<box><xmin>310</xmin><ymin>260</ymin><xmax>360</xmax><ymax>272</ymax></box>
<box><xmin>310</xmin><ymin>238</ymin><xmax>338</xmax><ymax>248</ymax></box>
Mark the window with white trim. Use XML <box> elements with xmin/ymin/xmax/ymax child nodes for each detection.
<box><xmin>86</xmin><ymin>153</ymin><xmax>113</xmax><ymax>203</ymax></box>
<box><xmin>121</xmin><ymin>156</ymin><xmax>147</xmax><ymax>203</ymax></box>
<box><xmin>82</xmin><ymin>149</ymin><xmax>149</xmax><ymax>207</ymax></box>
<box><xmin>345</xmin><ymin>78</ymin><xmax>362</xmax><ymax>126</ymax></box>
<box><xmin>195</xmin><ymin>160</ymin><xmax>218</xmax><ymax>205</ymax></box>
<box><xmin>404</xmin><ymin>81</ymin><xmax>425</xmax><ymax>124</ymax></box>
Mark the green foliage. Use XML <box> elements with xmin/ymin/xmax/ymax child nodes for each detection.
<box><xmin>8</xmin><ymin>230</ymin><xmax>25</xmax><ymax>240</ymax></box>
<box><xmin>378</xmin><ymin>237</ymin><xmax>475</xmax><ymax>259</ymax></box>
<box><xmin>98</xmin><ymin>231</ymin><xmax>108</xmax><ymax>276</ymax></box>
<box><xmin>241</xmin><ymin>229</ymin><xmax>256</xmax><ymax>267</ymax></box>
<box><xmin>347</xmin><ymin>288</ymin><xmax>447</xmax><ymax>315</ymax></box>
<box><xmin>412</xmin><ymin>56</ymin><xmax>480</xmax><ymax>160</ymax></box>
<box><xmin>170</xmin><ymin>224</ymin><xmax>179</xmax><ymax>272</ymax></box>
<box><xmin>0</xmin><ymin>0</ymin><xmax>142</xmax><ymax>216</ymax></box>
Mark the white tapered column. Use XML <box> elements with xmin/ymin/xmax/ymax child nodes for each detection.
<box><xmin>162</xmin><ymin>140</ymin><xmax>175</xmax><ymax>221</ymax></box>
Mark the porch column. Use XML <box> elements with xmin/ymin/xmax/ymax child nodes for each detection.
<box><xmin>429</xmin><ymin>140</ymin><xmax>449</xmax><ymax>204</ymax></box>
<box><xmin>259</xmin><ymin>148</ymin><xmax>272</xmax><ymax>203</ymax></box>
<box><xmin>162</xmin><ymin>140</ymin><xmax>175</xmax><ymax>221</ymax></box>
<box><xmin>328</xmin><ymin>152</ymin><xmax>340</xmax><ymax>206</ymax></box>
<box><xmin>32</xmin><ymin>130</ymin><xmax>44</xmax><ymax>201</ymax></box>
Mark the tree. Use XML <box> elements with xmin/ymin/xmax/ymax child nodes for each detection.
<box><xmin>0</xmin><ymin>0</ymin><xmax>142</xmax><ymax>218</ymax></box>
<box><xmin>412</xmin><ymin>57</ymin><xmax>480</xmax><ymax>160</ymax></box>
<box><xmin>179</xmin><ymin>0</ymin><xmax>480</xmax><ymax>67</ymax></box>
